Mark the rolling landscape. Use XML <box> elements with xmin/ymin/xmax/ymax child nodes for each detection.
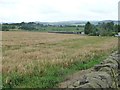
<box><xmin>1</xmin><ymin>0</ymin><xmax>119</xmax><ymax>89</ymax></box>
<box><xmin>1</xmin><ymin>21</ymin><xmax>118</xmax><ymax>88</ymax></box>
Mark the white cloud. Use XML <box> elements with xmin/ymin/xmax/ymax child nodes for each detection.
<box><xmin>0</xmin><ymin>0</ymin><xmax>119</xmax><ymax>22</ymax></box>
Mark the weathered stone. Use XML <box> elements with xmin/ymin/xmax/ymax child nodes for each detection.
<box><xmin>102</xmin><ymin>58</ymin><xmax>118</xmax><ymax>65</ymax></box>
<box><xmin>117</xmin><ymin>70</ymin><xmax>120</xmax><ymax>87</ymax></box>
<box><xmin>79</xmin><ymin>75</ymin><xmax>89</xmax><ymax>85</ymax></box>
<box><xmin>65</xmin><ymin>52</ymin><xmax>119</xmax><ymax>89</ymax></box>
<box><xmin>94</xmin><ymin>63</ymin><xmax>118</xmax><ymax>72</ymax></box>
<box><xmin>73</xmin><ymin>80</ymin><xmax>80</xmax><ymax>87</ymax></box>
<box><xmin>68</xmin><ymin>85</ymin><xmax>75</xmax><ymax>88</ymax></box>
<box><xmin>85</xmin><ymin>72</ymin><xmax>101</xmax><ymax>80</ymax></box>
<box><xmin>77</xmin><ymin>83</ymin><xmax>94</xmax><ymax>88</ymax></box>
<box><xmin>110</xmin><ymin>55</ymin><xmax>118</xmax><ymax>61</ymax></box>
<box><xmin>94</xmin><ymin>64</ymin><xmax>104</xmax><ymax>71</ymax></box>
<box><xmin>88</xmin><ymin>78</ymin><xmax>105</xmax><ymax>88</ymax></box>
<box><xmin>84</xmin><ymin>72</ymin><xmax>112</xmax><ymax>88</ymax></box>
<box><xmin>104</xmin><ymin>63</ymin><xmax>118</xmax><ymax>70</ymax></box>
<box><xmin>97</xmin><ymin>72</ymin><xmax>112</xmax><ymax>87</ymax></box>
<box><xmin>99</xmin><ymin>67</ymin><xmax>112</xmax><ymax>75</ymax></box>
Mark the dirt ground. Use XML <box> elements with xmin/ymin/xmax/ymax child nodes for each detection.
<box><xmin>58</xmin><ymin>68</ymin><xmax>93</xmax><ymax>88</ymax></box>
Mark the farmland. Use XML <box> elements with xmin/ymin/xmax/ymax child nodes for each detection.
<box><xmin>2</xmin><ymin>31</ymin><xmax>117</xmax><ymax>88</ymax></box>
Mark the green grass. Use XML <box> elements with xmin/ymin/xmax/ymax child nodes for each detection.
<box><xmin>25</xmin><ymin>26</ymin><xmax>84</xmax><ymax>32</ymax></box>
<box><xmin>3</xmin><ymin>51</ymin><xmax>114</xmax><ymax>88</ymax></box>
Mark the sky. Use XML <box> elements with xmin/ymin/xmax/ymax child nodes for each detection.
<box><xmin>0</xmin><ymin>0</ymin><xmax>119</xmax><ymax>23</ymax></box>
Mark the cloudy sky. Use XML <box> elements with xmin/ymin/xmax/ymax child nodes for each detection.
<box><xmin>0</xmin><ymin>0</ymin><xmax>119</xmax><ymax>22</ymax></box>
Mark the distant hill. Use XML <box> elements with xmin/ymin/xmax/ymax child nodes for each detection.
<box><xmin>35</xmin><ymin>20</ymin><xmax>118</xmax><ymax>26</ymax></box>
<box><xmin>99</xmin><ymin>20</ymin><xmax>118</xmax><ymax>25</ymax></box>
<box><xmin>2</xmin><ymin>20</ymin><xmax>118</xmax><ymax>26</ymax></box>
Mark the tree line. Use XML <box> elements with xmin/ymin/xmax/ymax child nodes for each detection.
<box><xmin>84</xmin><ymin>21</ymin><xmax>119</xmax><ymax>36</ymax></box>
<box><xmin>1</xmin><ymin>21</ymin><xmax>120</xmax><ymax>36</ymax></box>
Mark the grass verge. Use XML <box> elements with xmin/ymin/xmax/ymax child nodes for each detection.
<box><xmin>2</xmin><ymin>50</ymin><xmax>115</xmax><ymax>88</ymax></box>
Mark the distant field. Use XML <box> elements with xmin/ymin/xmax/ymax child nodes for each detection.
<box><xmin>4</xmin><ymin>26</ymin><xmax>84</xmax><ymax>32</ymax></box>
<box><xmin>2</xmin><ymin>31</ymin><xmax>117</xmax><ymax>88</ymax></box>
<box><xmin>37</xmin><ymin>26</ymin><xmax>84</xmax><ymax>32</ymax></box>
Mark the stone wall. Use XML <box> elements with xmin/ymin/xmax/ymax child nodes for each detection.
<box><xmin>69</xmin><ymin>52</ymin><xmax>120</xmax><ymax>89</ymax></box>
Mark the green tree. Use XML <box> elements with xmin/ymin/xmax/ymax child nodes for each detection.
<box><xmin>97</xmin><ymin>22</ymin><xmax>116</xmax><ymax>36</ymax></box>
<box><xmin>114</xmin><ymin>24</ymin><xmax>120</xmax><ymax>32</ymax></box>
<box><xmin>106</xmin><ymin>22</ymin><xmax>114</xmax><ymax>31</ymax></box>
<box><xmin>118</xmin><ymin>25</ymin><xmax>120</xmax><ymax>32</ymax></box>
<box><xmin>2</xmin><ymin>25</ymin><xmax>9</xmax><ymax>31</ymax></box>
<box><xmin>84</xmin><ymin>22</ymin><xmax>93</xmax><ymax>34</ymax></box>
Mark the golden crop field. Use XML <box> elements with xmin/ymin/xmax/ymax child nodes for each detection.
<box><xmin>2</xmin><ymin>31</ymin><xmax>117</xmax><ymax>88</ymax></box>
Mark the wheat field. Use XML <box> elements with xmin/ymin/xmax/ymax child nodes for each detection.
<box><xmin>2</xmin><ymin>31</ymin><xmax>117</xmax><ymax>74</ymax></box>
<box><xmin>2</xmin><ymin>31</ymin><xmax>117</xmax><ymax>87</ymax></box>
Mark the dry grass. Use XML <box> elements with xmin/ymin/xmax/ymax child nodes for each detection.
<box><xmin>2</xmin><ymin>31</ymin><xmax>117</xmax><ymax>76</ymax></box>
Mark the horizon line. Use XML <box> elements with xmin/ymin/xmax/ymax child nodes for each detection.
<box><xmin>1</xmin><ymin>19</ymin><xmax>118</xmax><ymax>23</ymax></box>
